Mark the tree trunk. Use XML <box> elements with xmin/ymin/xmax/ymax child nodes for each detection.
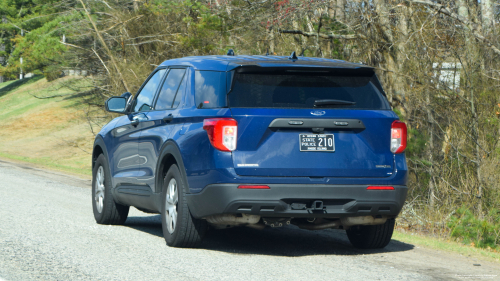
<box><xmin>373</xmin><ymin>0</ymin><xmax>395</xmax><ymax>104</ymax></box>
<box><xmin>268</xmin><ymin>26</ymin><xmax>275</xmax><ymax>55</ymax></box>
<box><xmin>292</xmin><ymin>18</ymin><xmax>304</xmax><ymax>54</ymax></box>
<box><xmin>458</xmin><ymin>0</ymin><xmax>469</xmax><ymax>19</ymax></box>
<box><xmin>395</xmin><ymin>4</ymin><xmax>409</xmax><ymax>99</ymax></box>
<box><xmin>426</xmin><ymin>87</ymin><xmax>435</xmax><ymax>209</ymax></box>
<box><xmin>335</xmin><ymin>0</ymin><xmax>346</xmax><ymax>22</ymax></box>
<box><xmin>328</xmin><ymin>1</ymin><xmax>335</xmax><ymax>19</ymax></box>
<box><xmin>470</xmin><ymin>87</ymin><xmax>483</xmax><ymax>218</ymax></box>
<box><xmin>373</xmin><ymin>0</ymin><xmax>394</xmax><ymax>43</ymax></box>
<box><xmin>481</xmin><ymin>0</ymin><xmax>494</xmax><ymax>30</ymax></box>
<box><xmin>306</xmin><ymin>15</ymin><xmax>319</xmax><ymax>56</ymax></box>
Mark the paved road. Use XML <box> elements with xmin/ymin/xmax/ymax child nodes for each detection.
<box><xmin>0</xmin><ymin>160</ymin><xmax>499</xmax><ymax>281</ymax></box>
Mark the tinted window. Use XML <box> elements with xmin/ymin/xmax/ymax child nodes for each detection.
<box><xmin>228</xmin><ymin>73</ymin><xmax>390</xmax><ymax>110</ymax></box>
<box><xmin>172</xmin><ymin>74</ymin><xmax>187</xmax><ymax>108</ymax></box>
<box><xmin>195</xmin><ymin>71</ymin><xmax>226</xmax><ymax>108</ymax></box>
<box><xmin>155</xmin><ymin>68</ymin><xmax>186</xmax><ymax>110</ymax></box>
<box><xmin>134</xmin><ymin>69</ymin><xmax>166</xmax><ymax>112</ymax></box>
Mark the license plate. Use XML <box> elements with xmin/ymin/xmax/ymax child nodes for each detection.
<box><xmin>299</xmin><ymin>134</ymin><xmax>335</xmax><ymax>152</ymax></box>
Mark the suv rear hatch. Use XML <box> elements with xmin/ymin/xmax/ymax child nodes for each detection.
<box><xmin>227</xmin><ymin>68</ymin><xmax>396</xmax><ymax>178</ymax></box>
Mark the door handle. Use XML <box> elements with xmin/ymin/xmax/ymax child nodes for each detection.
<box><xmin>131</xmin><ymin>116</ymin><xmax>140</xmax><ymax>126</ymax></box>
<box><xmin>163</xmin><ymin>114</ymin><xmax>174</xmax><ymax>123</ymax></box>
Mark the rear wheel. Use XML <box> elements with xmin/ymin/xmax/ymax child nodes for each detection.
<box><xmin>161</xmin><ymin>164</ymin><xmax>207</xmax><ymax>248</ymax></box>
<box><xmin>92</xmin><ymin>154</ymin><xmax>129</xmax><ymax>224</ymax></box>
<box><xmin>346</xmin><ymin>218</ymin><xmax>395</xmax><ymax>249</ymax></box>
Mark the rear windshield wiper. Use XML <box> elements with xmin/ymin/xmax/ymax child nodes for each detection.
<box><xmin>314</xmin><ymin>99</ymin><xmax>356</xmax><ymax>107</ymax></box>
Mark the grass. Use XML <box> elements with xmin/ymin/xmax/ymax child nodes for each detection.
<box><xmin>393</xmin><ymin>229</ymin><xmax>500</xmax><ymax>263</ymax></box>
<box><xmin>0</xmin><ymin>76</ymin><xmax>105</xmax><ymax>176</ymax></box>
<box><xmin>0</xmin><ymin>152</ymin><xmax>91</xmax><ymax>176</ymax></box>
<box><xmin>0</xmin><ymin>75</ymin><xmax>44</xmax><ymax>98</ymax></box>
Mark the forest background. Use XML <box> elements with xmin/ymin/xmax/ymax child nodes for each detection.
<box><xmin>1</xmin><ymin>0</ymin><xmax>500</xmax><ymax>250</ymax></box>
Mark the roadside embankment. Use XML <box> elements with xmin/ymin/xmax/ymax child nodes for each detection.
<box><xmin>0</xmin><ymin>76</ymin><xmax>105</xmax><ymax>176</ymax></box>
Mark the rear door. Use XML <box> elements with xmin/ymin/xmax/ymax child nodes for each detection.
<box><xmin>228</xmin><ymin>69</ymin><xmax>396</xmax><ymax>178</ymax></box>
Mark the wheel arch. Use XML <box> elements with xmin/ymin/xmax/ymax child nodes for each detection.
<box><xmin>92</xmin><ymin>136</ymin><xmax>109</xmax><ymax>170</ymax></box>
<box><xmin>156</xmin><ymin>140</ymin><xmax>190</xmax><ymax>194</ymax></box>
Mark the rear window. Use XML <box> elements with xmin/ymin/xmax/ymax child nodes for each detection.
<box><xmin>228</xmin><ymin>73</ymin><xmax>390</xmax><ymax>110</ymax></box>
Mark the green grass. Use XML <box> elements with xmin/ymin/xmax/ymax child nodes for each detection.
<box><xmin>393</xmin><ymin>230</ymin><xmax>500</xmax><ymax>263</ymax></box>
<box><xmin>0</xmin><ymin>152</ymin><xmax>92</xmax><ymax>176</ymax></box>
<box><xmin>0</xmin><ymin>75</ymin><xmax>44</xmax><ymax>96</ymax></box>
<box><xmin>0</xmin><ymin>76</ymin><xmax>100</xmax><ymax>177</ymax></box>
<box><xmin>0</xmin><ymin>75</ymin><xmax>93</xmax><ymax>120</ymax></box>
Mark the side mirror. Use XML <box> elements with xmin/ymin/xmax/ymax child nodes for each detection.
<box><xmin>105</xmin><ymin>97</ymin><xmax>127</xmax><ymax>114</ymax></box>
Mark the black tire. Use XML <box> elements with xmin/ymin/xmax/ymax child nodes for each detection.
<box><xmin>161</xmin><ymin>164</ymin><xmax>207</xmax><ymax>248</ymax></box>
<box><xmin>346</xmin><ymin>218</ymin><xmax>395</xmax><ymax>249</ymax></box>
<box><xmin>92</xmin><ymin>154</ymin><xmax>129</xmax><ymax>224</ymax></box>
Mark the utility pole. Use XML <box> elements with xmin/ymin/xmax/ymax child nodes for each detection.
<box><xmin>0</xmin><ymin>43</ymin><xmax>4</xmax><ymax>83</ymax></box>
<box><xmin>0</xmin><ymin>16</ymin><xmax>6</xmax><ymax>83</ymax></box>
<box><xmin>20</xmin><ymin>57</ymin><xmax>23</xmax><ymax>79</ymax></box>
<box><xmin>20</xmin><ymin>29</ymin><xmax>24</xmax><ymax>79</ymax></box>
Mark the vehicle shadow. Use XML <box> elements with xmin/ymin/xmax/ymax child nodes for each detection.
<box><xmin>125</xmin><ymin>215</ymin><xmax>164</xmax><ymax>237</ymax></box>
<box><xmin>125</xmin><ymin>215</ymin><xmax>415</xmax><ymax>257</ymax></box>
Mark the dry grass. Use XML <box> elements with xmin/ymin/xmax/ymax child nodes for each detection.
<box><xmin>0</xmin><ymin>76</ymin><xmax>106</xmax><ymax>175</ymax></box>
<box><xmin>394</xmin><ymin>229</ymin><xmax>500</xmax><ymax>263</ymax></box>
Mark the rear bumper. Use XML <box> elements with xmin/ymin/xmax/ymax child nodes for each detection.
<box><xmin>186</xmin><ymin>184</ymin><xmax>407</xmax><ymax>219</ymax></box>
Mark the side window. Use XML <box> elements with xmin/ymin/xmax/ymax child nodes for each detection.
<box><xmin>172</xmin><ymin>74</ymin><xmax>187</xmax><ymax>108</ymax></box>
<box><xmin>134</xmin><ymin>69</ymin><xmax>166</xmax><ymax>112</ymax></box>
<box><xmin>155</xmin><ymin>68</ymin><xmax>186</xmax><ymax>110</ymax></box>
<box><xmin>195</xmin><ymin>71</ymin><xmax>226</xmax><ymax>108</ymax></box>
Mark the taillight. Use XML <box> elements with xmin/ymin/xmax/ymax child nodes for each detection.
<box><xmin>390</xmin><ymin>121</ymin><xmax>407</xmax><ymax>154</ymax></box>
<box><xmin>203</xmin><ymin>118</ymin><xmax>238</xmax><ymax>152</ymax></box>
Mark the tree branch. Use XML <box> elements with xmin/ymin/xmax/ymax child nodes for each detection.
<box><xmin>407</xmin><ymin>0</ymin><xmax>500</xmax><ymax>56</ymax></box>
<box><xmin>78</xmin><ymin>0</ymin><xmax>130</xmax><ymax>92</ymax></box>
<box><xmin>278</xmin><ymin>29</ymin><xmax>361</xmax><ymax>40</ymax></box>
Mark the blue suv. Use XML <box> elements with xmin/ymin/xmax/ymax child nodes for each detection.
<box><xmin>92</xmin><ymin>53</ymin><xmax>408</xmax><ymax>249</ymax></box>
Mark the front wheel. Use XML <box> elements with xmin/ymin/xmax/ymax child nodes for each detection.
<box><xmin>92</xmin><ymin>154</ymin><xmax>129</xmax><ymax>224</ymax></box>
<box><xmin>346</xmin><ymin>218</ymin><xmax>395</xmax><ymax>249</ymax></box>
<box><xmin>161</xmin><ymin>164</ymin><xmax>207</xmax><ymax>248</ymax></box>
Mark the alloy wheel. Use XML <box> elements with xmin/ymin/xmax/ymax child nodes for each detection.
<box><xmin>95</xmin><ymin>166</ymin><xmax>105</xmax><ymax>213</ymax></box>
<box><xmin>165</xmin><ymin>178</ymin><xmax>178</xmax><ymax>234</ymax></box>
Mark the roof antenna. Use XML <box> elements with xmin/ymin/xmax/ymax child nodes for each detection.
<box><xmin>227</xmin><ymin>49</ymin><xmax>235</xmax><ymax>56</ymax></box>
<box><xmin>289</xmin><ymin>51</ymin><xmax>298</xmax><ymax>61</ymax></box>
<box><xmin>265</xmin><ymin>48</ymin><xmax>269</xmax><ymax>56</ymax></box>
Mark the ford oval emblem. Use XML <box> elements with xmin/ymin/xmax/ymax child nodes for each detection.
<box><xmin>311</xmin><ymin>110</ymin><xmax>326</xmax><ymax>116</ymax></box>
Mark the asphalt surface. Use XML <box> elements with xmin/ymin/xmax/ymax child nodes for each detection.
<box><xmin>0</xmin><ymin>160</ymin><xmax>499</xmax><ymax>281</ymax></box>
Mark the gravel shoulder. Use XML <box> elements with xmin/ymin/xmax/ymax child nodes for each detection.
<box><xmin>0</xmin><ymin>160</ymin><xmax>498</xmax><ymax>281</ymax></box>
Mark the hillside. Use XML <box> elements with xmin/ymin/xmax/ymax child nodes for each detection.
<box><xmin>0</xmin><ymin>76</ymin><xmax>105</xmax><ymax>176</ymax></box>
